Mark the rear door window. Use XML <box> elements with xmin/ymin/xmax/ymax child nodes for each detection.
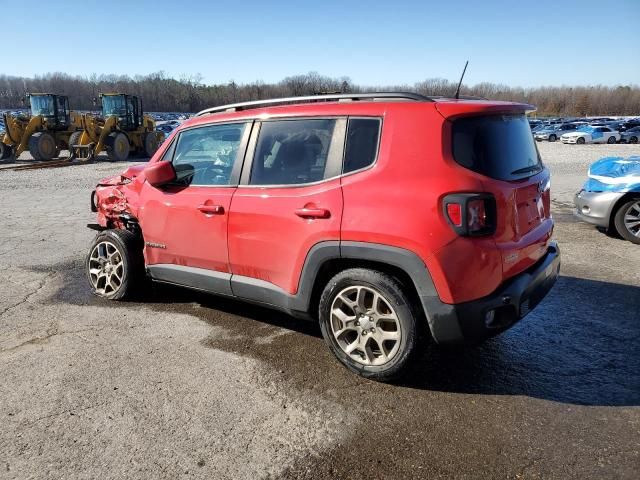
<box><xmin>452</xmin><ymin>114</ymin><xmax>542</xmax><ymax>181</ymax></box>
<box><xmin>249</xmin><ymin>119</ymin><xmax>340</xmax><ymax>185</ymax></box>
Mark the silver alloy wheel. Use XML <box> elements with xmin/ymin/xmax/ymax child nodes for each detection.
<box><xmin>330</xmin><ymin>285</ymin><xmax>401</xmax><ymax>366</ymax></box>
<box><xmin>88</xmin><ymin>240</ymin><xmax>124</xmax><ymax>295</ymax></box>
<box><xmin>623</xmin><ymin>201</ymin><xmax>640</xmax><ymax>238</ymax></box>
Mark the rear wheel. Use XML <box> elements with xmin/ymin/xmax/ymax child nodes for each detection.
<box><xmin>577</xmin><ymin>137</ymin><xmax>586</xmax><ymax>145</ymax></box>
<box><xmin>142</xmin><ymin>132</ymin><xmax>160</xmax><ymax>158</ymax></box>
<box><xmin>318</xmin><ymin>268</ymin><xmax>419</xmax><ymax>381</ymax></box>
<box><xmin>607</xmin><ymin>136</ymin><xmax>616</xmax><ymax>144</ymax></box>
<box><xmin>28</xmin><ymin>132</ymin><xmax>57</xmax><ymax>160</ymax></box>
<box><xmin>613</xmin><ymin>199</ymin><xmax>640</xmax><ymax>245</ymax></box>
<box><xmin>105</xmin><ymin>132</ymin><xmax>130</xmax><ymax>161</ymax></box>
<box><xmin>629</xmin><ymin>136</ymin><xmax>638</xmax><ymax>144</ymax></box>
<box><xmin>549</xmin><ymin>134</ymin><xmax>557</xmax><ymax>142</ymax></box>
<box><xmin>86</xmin><ymin>229</ymin><xmax>145</xmax><ymax>300</ymax></box>
<box><xmin>68</xmin><ymin>131</ymin><xmax>83</xmax><ymax>148</ymax></box>
<box><xmin>67</xmin><ymin>131</ymin><xmax>83</xmax><ymax>158</ymax></box>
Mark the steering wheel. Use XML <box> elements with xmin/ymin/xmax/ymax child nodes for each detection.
<box><xmin>202</xmin><ymin>163</ymin><xmax>232</xmax><ymax>185</ymax></box>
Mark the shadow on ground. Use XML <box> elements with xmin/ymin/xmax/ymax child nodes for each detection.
<box><xmin>50</xmin><ymin>259</ymin><xmax>639</xmax><ymax>407</ymax></box>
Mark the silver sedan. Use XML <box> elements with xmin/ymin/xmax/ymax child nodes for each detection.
<box><xmin>574</xmin><ymin>156</ymin><xmax>640</xmax><ymax>244</ymax></box>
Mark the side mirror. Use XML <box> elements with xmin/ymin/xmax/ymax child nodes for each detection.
<box><xmin>144</xmin><ymin>161</ymin><xmax>176</xmax><ymax>187</ymax></box>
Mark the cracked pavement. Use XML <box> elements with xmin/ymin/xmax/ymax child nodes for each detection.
<box><xmin>1</xmin><ymin>143</ymin><xmax>639</xmax><ymax>479</ymax></box>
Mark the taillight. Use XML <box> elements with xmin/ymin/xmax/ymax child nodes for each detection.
<box><xmin>446</xmin><ymin>203</ymin><xmax>462</xmax><ymax>226</ymax></box>
<box><xmin>443</xmin><ymin>193</ymin><xmax>497</xmax><ymax>236</ymax></box>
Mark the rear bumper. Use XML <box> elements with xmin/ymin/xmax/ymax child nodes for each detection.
<box><xmin>425</xmin><ymin>241</ymin><xmax>561</xmax><ymax>344</ymax></box>
<box><xmin>573</xmin><ymin>190</ymin><xmax>624</xmax><ymax>228</ymax></box>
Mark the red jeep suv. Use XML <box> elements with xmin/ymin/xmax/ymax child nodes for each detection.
<box><xmin>87</xmin><ymin>93</ymin><xmax>560</xmax><ymax>380</ymax></box>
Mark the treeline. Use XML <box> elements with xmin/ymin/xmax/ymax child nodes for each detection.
<box><xmin>0</xmin><ymin>71</ymin><xmax>638</xmax><ymax>116</ymax></box>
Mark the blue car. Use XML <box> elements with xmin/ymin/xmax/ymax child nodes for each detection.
<box><xmin>574</xmin><ymin>156</ymin><xmax>640</xmax><ymax>244</ymax></box>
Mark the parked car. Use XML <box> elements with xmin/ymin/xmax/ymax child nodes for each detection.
<box><xmin>155</xmin><ymin>124</ymin><xmax>175</xmax><ymax>138</ymax></box>
<box><xmin>86</xmin><ymin>93</ymin><xmax>560</xmax><ymax>380</ymax></box>
<box><xmin>528</xmin><ymin>119</ymin><xmax>542</xmax><ymax>128</ymax></box>
<box><xmin>561</xmin><ymin>126</ymin><xmax>620</xmax><ymax>144</ymax></box>
<box><xmin>620</xmin><ymin>126</ymin><xmax>640</xmax><ymax>144</ymax></box>
<box><xmin>619</xmin><ymin>119</ymin><xmax>640</xmax><ymax>132</ymax></box>
<box><xmin>574</xmin><ymin>156</ymin><xmax>640</xmax><ymax>244</ymax></box>
<box><xmin>534</xmin><ymin>122</ymin><xmax>585</xmax><ymax>142</ymax></box>
<box><xmin>589</xmin><ymin>117</ymin><xmax>616</xmax><ymax>123</ymax></box>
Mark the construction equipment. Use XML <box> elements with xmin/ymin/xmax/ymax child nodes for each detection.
<box><xmin>0</xmin><ymin>93</ymin><xmax>82</xmax><ymax>161</ymax></box>
<box><xmin>70</xmin><ymin>93</ymin><xmax>163</xmax><ymax>161</ymax></box>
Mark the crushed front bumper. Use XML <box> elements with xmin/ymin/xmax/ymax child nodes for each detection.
<box><xmin>425</xmin><ymin>242</ymin><xmax>561</xmax><ymax>344</ymax></box>
<box><xmin>573</xmin><ymin>190</ymin><xmax>624</xmax><ymax>228</ymax></box>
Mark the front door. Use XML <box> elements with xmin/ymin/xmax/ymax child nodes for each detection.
<box><xmin>138</xmin><ymin>121</ymin><xmax>251</xmax><ymax>294</ymax></box>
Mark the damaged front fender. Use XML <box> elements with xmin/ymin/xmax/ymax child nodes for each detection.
<box><xmin>92</xmin><ymin>164</ymin><xmax>147</xmax><ymax>229</ymax></box>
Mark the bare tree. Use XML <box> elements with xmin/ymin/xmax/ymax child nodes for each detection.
<box><xmin>0</xmin><ymin>72</ymin><xmax>637</xmax><ymax>115</ymax></box>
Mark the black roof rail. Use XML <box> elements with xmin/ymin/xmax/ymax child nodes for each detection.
<box><xmin>428</xmin><ymin>94</ymin><xmax>488</xmax><ymax>101</ymax></box>
<box><xmin>195</xmin><ymin>92</ymin><xmax>433</xmax><ymax>117</ymax></box>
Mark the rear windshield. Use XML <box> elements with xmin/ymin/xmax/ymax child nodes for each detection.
<box><xmin>452</xmin><ymin>114</ymin><xmax>542</xmax><ymax>181</ymax></box>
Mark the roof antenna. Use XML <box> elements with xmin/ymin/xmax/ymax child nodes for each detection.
<box><xmin>454</xmin><ymin>60</ymin><xmax>469</xmax><ymax>99</ymax></box>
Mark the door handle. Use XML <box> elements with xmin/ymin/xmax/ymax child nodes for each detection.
<box><xmin>294</xmin><ymin>207</ymin><xmax>330</xmax><ymax>219</ymax></box>
<box><xmin>197</xmin><ymin>204</ymin><xmax>225</xmax><ymax>215</ymax></box>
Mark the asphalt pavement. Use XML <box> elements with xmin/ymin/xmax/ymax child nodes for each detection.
<box><xmin>0</xmin><ymin>142</ymin><xmax>638</xmax><ymax>479</ymax></box>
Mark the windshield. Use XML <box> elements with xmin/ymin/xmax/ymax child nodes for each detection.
<box><xmin>30</xmin><ymin>96</ymin><xmax>55</xmax><ymax>116</ymax></box>
<box><xmin>452</xmin><ymin>113</ymin><xmax>542</xmax><ymax>181</ymax></box>
<box><xmin>102</xmin><ymin>95</ymin><xmax>127</xmax><ymax>116</ymax></box>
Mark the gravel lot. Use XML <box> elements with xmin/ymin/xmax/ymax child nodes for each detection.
<box><xmin>1</xmin><ymin>142</ymin><xmax>639</xmax><ymax>479</ymax></box>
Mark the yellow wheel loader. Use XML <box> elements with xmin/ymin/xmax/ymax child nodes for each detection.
<box><xmin>0</xmin><ymin>93</ymin><xmax>82</xmax><ymax>161</ymax></box>
<box><xmin>70</xmin><ymin>93</ymin><xmax>163</xmax><ymax>162</ymax></box>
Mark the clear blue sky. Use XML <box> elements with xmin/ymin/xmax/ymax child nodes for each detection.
<box><xmin>6</xmin><ymin>0</ymin><xmax>639</xmax><ymax>87</ymax></box>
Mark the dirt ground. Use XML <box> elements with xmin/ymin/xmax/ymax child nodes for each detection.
<box><xmin>0</xmin><ymin>142</ymin><xmax>639</xmax><ymax>479</ymax></box>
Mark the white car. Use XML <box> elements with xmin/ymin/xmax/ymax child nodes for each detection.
<box><xmin>561</xmin><ymin>126</ymin><xmax>620</xmax><ymax>144</ymax></box>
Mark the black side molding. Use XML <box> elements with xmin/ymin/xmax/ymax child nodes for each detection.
<box><xmin>143</xmin><ymin>240</ymin><xmax>459</xmax><ymax>341</ymax></box>
<box><xmin>340</xmin><ymin>241</ymin><xmax>462</xmax><ymax>342</ymax></box>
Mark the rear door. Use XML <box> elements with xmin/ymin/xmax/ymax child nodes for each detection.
<box><xmin>138</xmin><ymin>121</ymin><xmax>251</xmax><ymax>292</ymax></box>
<box><xmin>227</xmin><ymin>118</ymin><xmax>345</xmax><ymax>297</ymax></box>
<box><xmin>450</xmin><ymin>113</ymin><xmax>553</xmax><ymax>278</ymax></box>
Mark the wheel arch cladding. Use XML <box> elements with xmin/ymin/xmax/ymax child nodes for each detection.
<box><xmin>299</xmin><ymin>241</ymin><xmax>458</xmax><ymax>340</ymax></box>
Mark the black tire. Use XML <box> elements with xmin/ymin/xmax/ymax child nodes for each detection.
<box><xmin>28</xmin><ymin>131</ymin><xmax>57</xmax><ymax>161</ymax></box>
<box><xmin>549</xmin><ymin>134</ymin><xmax>557</xmax><ymax>142</ymax></box>
<box><xmin>613</xmin><ymin>199</ymin><xmax>640</xmax><ymax>245</ymax></box>
<box><xmin>577</xmin><ymin>137</ymin><xmax>586</xmax><ymax>145</ymax></box>
<box><xmin>607</xmin><ymin>136</ymin><xmax>616</xmax><ymax>144</ymax></box>
<box><xmin>68</xmin><ymin>131</ymin><xmax>82</xmax><ymax>148</ymax></box>
<box><xmin>142</xmin><ymin>132</ymin><xmax>160</xmax><ymax>158</ymax></box>
<box><xmin>105</xmin><ymin>132</ymin><xmax>130</xmax><ymax>161</ymax></box>
<box><xmin>66</xmin><ymin>131</ymin><xmax>83</xmax><ymax>159</ymax></box>
<box><xmin>86</xmin><ymin>229</ymin><xmax>145</xmax><ymax>300</ymax></box>
<box><xmin>629</xmin><ymin>136</ymin><xmax>638</xmax><ymax>144</ymax></box>
<box><xmin>318</xmin><ymin>268</ymin><xmax>419</xmax><ymax>381</ymax></box>
<box><xmin>0</xmin><ymin>142</ymin><xmax>13</xmax><ymax>160</ymax></box>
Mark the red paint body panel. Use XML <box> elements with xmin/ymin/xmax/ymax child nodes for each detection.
<box><xmin>92</xmin><ymin>98</ymin><xmax>555</xmax><ymax>307</ymax></box>
<box><xmin>227</xmin><ymin>179</ymin><xmax>343</xmax><ymax>294</ymax></box>
<box><xmin>137</xmin><ymin>183</ymin><xmax>234</xmax><ymax>272</ymax></box>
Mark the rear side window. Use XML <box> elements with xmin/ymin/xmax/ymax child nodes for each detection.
<box><xmin>250</xmin><ymin>119</ymin><xmax>337</xmax><ymax>185</ymax></box>
<box><xmin>452</xmin><ymin>114</ymin><xmax>542</xmax><ymax>181</ymax></box>
<box><xmin>343</xmin><ymin>118</ymin><xmax>381</xmax><ymax>174</ymax></box>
